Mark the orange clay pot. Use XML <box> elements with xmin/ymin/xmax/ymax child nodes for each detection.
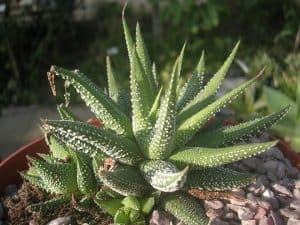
<box><xmin>0</xmin><ymin>119</ymin><xmax>103</xmax><ymax>193</ymax></box>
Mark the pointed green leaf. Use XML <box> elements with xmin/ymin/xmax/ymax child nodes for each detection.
<box><xmin>169</xmin><ymin>141</ymin><xmax>277</xmax><ymax>168</ymax></box>
<box><xmin>140</xmin><ymin>197</ymin><xmax>155</xmax><ymax>215</ymax></box>
<box><xmin>186</xmin><ymin>167</ymin><xmax>255</xmax><ymax>191</ymax></box>
<box><xmin>42</xmin><ymin>120</ymin><xmax>143</xmax><ymax>165</ymax></box>
<box><xmin>114</xmin><ymin>208</ymin><xmax>131</xmax><ymax>224</ymax></box>
<box><xmin>176</xmin><ymin>42</ymin><xmax>186</xmax><ymax>81</ymax></box>
<box><xmin>122</xmin><ymin>12</ymin><xmax>134</xmax><ymax>63</ymax></box>
<box><xmin>22</xmin><ymin>173</ymin><xmax>47</xmax><ymax>191</ymax></box>
<box><xmin>29</xmin><ymin>157</ymin><xmax>78</xmax><ymax>195</ymax></box>
<box><xmin>136</xmin><ymin>23</ymin><xmax>157</xmax><ymax>94</ymax></box>
<box><xmin>130</xmin><ymin>47</ymin><xmax>154</xmax><ymax>149</ymax></box>
<box><xmin>71</xmin><ymin>151</ymin><xmax>98</xmax><ymax>195</ymax></box>
<box><xmin>152</xmin><ymin>63</ymin><xmax>159</xmax><ymax>88</ymax></box>
<box><xmin>37</xmin><ymin>153</ymin><xmax>60</xmax><ymax>164</ymax></box>
<box><xmin>146</xmin><ymin>59</ymin><xmax>178</xmax><ymax>159</ymax></box>
<box><xmin>47</xmin><ymin>135</ymin><xmax>70</xmax><ymax>160</ymax></box>
<box><xmin>197</xmin><ymin>41</ymin><xmax>239</xmax><ymax>100</ymax></box>
<box><xmin>140</xmin><ymin>160</ymin><xmax>188</xmax><ymax>192</ymax></box>
<box><xmin>177</xmin><ymin>51</ymin><xmax>205</xmax><ymax>111</ymax></box>
<box><xmin>94</xmin><ymin>197</ymin><xmax>123</xmax><ymax>216</ymax></box>
<box><xmin>106</xmin><ymin>56</ymin><xmax>120</xmax><ymax>98</ymax></box>
<box><xmin>190</xmin><ymin>106</ymin><xmax>289</xmax><ymax>147</ymax></box>
<box><xmin>99</xmin><ymin>165</ymin><xmax>153</xmax><ymax>197</ymax></box>
<box><xmin>297</xmin><ymin>74</ymin><xmax>300</xmax><ymax>119</ymax></box>
<box><xmin>177</xmin><ymin>42</ymin><xmax>240</xmax><ymax>122</ymax></box>
<box><xmin>106</xmin><ymin>57</ymin><xmax>131</xmax><ymax>115</ymax></box>
<box><xmin>176</xmin><ymin>72</ymin><xmax>262</xmax><ymax>147</ymax></box>
<box><xmin>122</xmin><ymin>196</ymin><xmax>141</xmax><ymax>210</ymax></box>
<box><xmin>50</xmin><ymin>66</ymin><xmax>132</xmax><ymax>137</ymax></box>
<box><xmin>57</xmin><ymin>104</ymin><xmax>79</xmax><ymax>121</ymax></box>
<box><xmin>148</xmin><ymin>87</ymin><xmax>163</xmax><ymax>121</ymax></box>
<box><xmin>159</xmin><ymin>191</ymin><xmax>208</xmax><ymax>225</ymax></box>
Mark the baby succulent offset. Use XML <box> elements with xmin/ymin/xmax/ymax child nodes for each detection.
<box><xmin>23</xmin><ymin>15</ymin><xmax>289</xmax><ymax>225</ymax></box>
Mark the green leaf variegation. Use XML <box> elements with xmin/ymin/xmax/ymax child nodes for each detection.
<box><xmin>25</xmin><ymin>17</ymin><xmax>289</xmax><ymax>225</ymax></box>
<box><xmin>99</xmin><ymin>165</ymin><xmax>153</xmax><ymax>197</ymax></box>
<box><xmin>42</xmin><ymin>120</ymin><xmax>142</xmax><ymax>165</ymax></box>
<box><xmin>177</xmin><ymin>51</ymin><xmax>205</xmax><ymax>111</ymax></box>
<box><xmin>176</xmin><ymin>70</ymin><xmax>264</xmax><ymax>147</ymax></box>
<box><xmin>169</xmin><ymin>141</ymin><xmax>277</xmax><ymax>168</ymax></box>
<box><xmin>186</xmin><ymin>167</ymin><xmax>255</xmax><ymax>191</ymax></box>
<box><xmin>160</xmin><ymin>192</ymin><xmax>208</xmax><ymax>225</ymax></box>
<box><xmin>140</xmin><ymin>160</ymin><xmax>188</xmax><ymax>192</ymax></box>
<box><xmin>190</xmin><ymin>106</ymin><xmax>289</xmax><ymax>147</ymax></box>
<box><xmin>146</xmin><ymin>59</ymin><xmax>178</xmax><ymax>159</ymax></box>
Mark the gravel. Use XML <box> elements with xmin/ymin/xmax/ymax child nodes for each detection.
<box><xmin>148</xmin><ymin>138</ymin><xmax>300</xmax><ymax>225</ymax></box>
<box><xmin>203</xmin><ymin>142</ymin><xmax>300</xmax><ymax>225</ymax></box>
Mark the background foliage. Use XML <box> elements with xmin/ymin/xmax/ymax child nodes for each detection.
<box><xmin>0</xmin><ymin>0</ymin><xmax>299</xmax><ymax>108</ymax></box>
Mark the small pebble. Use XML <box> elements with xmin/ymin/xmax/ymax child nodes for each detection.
<box><xmin>293</xmin><ymin>189</ymin><xmax>300</xmax><ymax>199</ymax></box>
<box><xmin>47</xmin><ymin>216</ymin><xmax>74</xmax><ymax>225</ymax></box>
<box><xmin>294</xmin><ymin>180</ymin><xmax>300</xmax><ymax>189</ymax></box>
<box><xmin>287</xmin><ymin>218</ymin><xmax>300</xmax><ymax>225</ymax></box>
<box><xmin>206</xmin><ymin>208</ymin><xmax>222</xmax><ymax>218</ymax></box>
<box><xmin>3</xmin><ymin>185</ymin><xmax>18</xmax><ymax>196</ymax></box>
<box><xmin>256</xmin><ymin>175</ymin><xmax>270</xmax><ymax>186</ymax></box>
<box><xmin>228</xmin><ymin>204</ymin><xmax>255</xmax><ymax>220</ymax></box>
<box><xmin>275</xmin><ymin>162</ymin><xmax>286</xmax><ymax>179</ymax></box>
<box><xmin>264</xmin><ymin>160</ymin><xmax>279</xmax><ymax>173</ymax></box>
<box><xmin>279</xmin><ymin>208</ymin><xmax>300</xmax><ymax>219</ymax></box>
<box><xmin>259</xmin><ymin>216</ymin><xmax>274</xmax><ymax>225</ymax></box>
<box><xmin>287</xmin><ymin>167</ymin><xmax>299</xmax><ymax>179</ymax></box>
<box><xmin>255</xmin><ymin>207</ymin><xmax>267</xmax><ymax>219</ymax></box>
<box><xmin>242</xmin><ymin>158</ymin><xmax>263</xmax><ymax>172</ymax></box>
<box><xmin>290</xmin><ymin>200</ymin><xmax>300</xmax><ymax>211</ymax></box>
<box><xmin>208</xmin><ymin>217</ymin><xmax>229</xmax><ymax>225</ymax></box>
<box><xmin>249</xmin><ymin>183</ymin><xmax>265</xmax><ymax>195</ymax></box>
<box><xmin>204</xmin><ymin>200</ymin><xmax>224</xmax><ymax>210</ymax></box>
<box><xmin>222</xmin><ymin>212</ymin><xmax>235</xmax><ymax>219</ymax></box>
<box><xmin>150</xmin><ymin>210</ymin><xmax>172</xmax><ymax>225</ymax></box>
<box><xmin>269</xmin><ymin>210</ymin><xmax>284</xmax><ymax>225</ymax></box>
<box><xmin>242</xmin><ymin>220</ymin><xmax>256</xmax><ymax>225</ymax></box>
<box><xmin>272</xmin><ymin>183</ymin><xmax>293</xmax><ymax>197</ymax></box>
<box><xmin>262</xmin><ymin>189</ymin><xmax>279</xmax><ymax>209</ymax></box>
<box><xmin>267</xmin><ymin>171</ymin><xmax>278</xmax><ymax>182</ymax></box>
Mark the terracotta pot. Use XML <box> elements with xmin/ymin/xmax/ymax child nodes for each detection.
<box><xmin>0</xmin><ymin>119</ymin><xmax>103</xmax><ymax>194</ymax></box>
<box><xmin>0</xmin><ymin>137</ymin><xmax>49</xmax><ymax>193</ymax></box>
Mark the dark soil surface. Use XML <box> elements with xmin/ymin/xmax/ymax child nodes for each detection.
<box><xmin>1</xmin><ymin>181</ymin><xmax>112</xmax><ymax>225</ymax></box>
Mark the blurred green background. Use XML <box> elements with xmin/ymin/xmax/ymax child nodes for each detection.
<box><xmin>0</xmin><ymin>0</ymin><xmax>299</xmax><ymax>153</ymax></box>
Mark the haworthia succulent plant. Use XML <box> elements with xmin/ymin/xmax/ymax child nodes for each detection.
<box><xmin>24</xmin><ymin>14</ymin><xmax>288</xmax><ymax>225</ymax></box>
